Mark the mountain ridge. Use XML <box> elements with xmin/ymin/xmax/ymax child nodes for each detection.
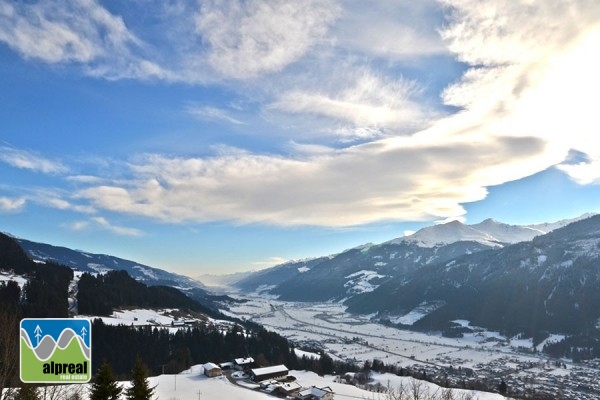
<box><xmin>16</xmin><ymin>238</ymin><xmax>205</xmax><ymax>290</ymax></box>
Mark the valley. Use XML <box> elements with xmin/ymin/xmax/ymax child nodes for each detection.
<box><xmin>225</xmin><ymin>295</ymin><xmax>600</xmax><ymax>399</ymax></box>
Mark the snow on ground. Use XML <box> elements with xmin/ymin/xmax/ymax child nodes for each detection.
<box><xmin>0</xmin><ymin>271</ymin><xmax>27</xmax><ymax>288</ymax></box>
<box><xmin>87</xmin><ymin>263</ymin><xmax>112</xmax><ymax>274</ymax></box>
<box><xmin>294</xmin><ymin>348</ymin><xmax>321</xmax><ymax>360</ymax></box>
<box><xmin>10</xmin><ymin>366</ymin><xmax>504</xmax><ymax>400</ymax></box>
<box><xmin>390</xmin><ymin>301</ymin><xmax>445</xmax><ymax>325</ymax></box>
<box><xmin>91</xmin><ymin>309</ymin><xmax>178</xmax><ymax>326</ymax></box>
<box><xmin>344</xmin><ymin>270</ymin><xmax>386</xmax><ymax>294</ymax></box>
<box><xmin>132</xmin><ymin>265</ymin><xmax>158</xmax><ymax>280</ymax></box>
<box><xmin>149</xmin><ymin>367</ymin><xmax>503</xmax><ymax>400</ymax></box>
<box><xmin>228</xmin><ymin>296</ymin><xmax>561</xmax><ymax>371</ymax></box>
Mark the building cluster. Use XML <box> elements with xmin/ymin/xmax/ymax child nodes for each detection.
<box><xmin>398</xmin><ymin>355</ymin><xmax>600</xmax><ymax>399</ymax></box>
<box><xmin>200</xmin><ymin>356</ymin><xmax>335</xmax><ymax>399</ymax></box>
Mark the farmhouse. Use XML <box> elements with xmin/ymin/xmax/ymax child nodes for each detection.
<box><xmin>274</xmin><ymin>381</ymin><xmax>303</xmax><ymax>396</ymax></box>
<box><xmin>295</xmin><ymin>386</ymin><xmax>334</xmax><ymax>400</ymax></box>
<box><xmin>234</xmin><ymin>357</ymin><xmax>255</xmax><ymax>370</ymax></box>
<box><xmin>250</xmin><ymin>364</ymin><xmax>289</xmax><ymax>382</ymax></box>
<box><xmin>202</xmin><ymin>362</ymin><xmax>222</xmax><ymax>377</ymax></box>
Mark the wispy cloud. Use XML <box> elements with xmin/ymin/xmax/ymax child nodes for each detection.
<box><xmin>270</xmin><ymin>69</ymin><xmax>430</xmax><ymax>137</ymax></box>
<box><xmin>75</xmin><ymin>133</ymin><xmax>547</xmax><ymax>227</ymax></box>
<box><xmin>66</xmin><ymin>216</ymin><xmax>143</xmax><ymax>237</ymax></box>
<box><xmin>0</xmin><ymin>0</ymin><xmax>167</xmax><ymax>80</ymax></box>
<box><xmin>0</xmin><ymin>147</ymin><xmax>67</xmax><ymax>174</ymax></box>
<box><xmin>3</xmin><ymin>0</ymin><xmax>600</xmax><ymax>229</ymax></box>
<box><xmin>332</xmin><ymin>0</ymin><xmax>447</xmax><ymax>59</ymax></box>
<box><xmin>195</xmin><ymin>0</ymin><xmax>339</xmax><ymax>79</ymax></box>
<box><xmin>0</xmin><ymin>196</ymin><xmax>26</xmax><ymax>213</ymax></box>
<box><xmin>186</xmin><ymin>104</ymin><xmax>245</xmax><ymax>125</ymax></box>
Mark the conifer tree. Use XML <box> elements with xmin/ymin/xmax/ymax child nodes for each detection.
<box><xmin>90</xmin><ymin>360</ymin><xmax>122</xmax><ymax>400</ymax></box>
<box><xmin>125</xmin><ymin>355</ymin><xmax>155</xmax><ymax>400</ymax></box>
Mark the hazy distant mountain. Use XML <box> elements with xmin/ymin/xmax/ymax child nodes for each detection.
<box><xmin>16</xmin><ymin>238</ymin><xmax>205</xmax><ymax>290</ymax></box>
<box><xmin>196</xmin><ymin>271</ymin><xmax>254</xmax><ymax>288</ymax></box>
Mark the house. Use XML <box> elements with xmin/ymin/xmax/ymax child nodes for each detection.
<box><xmin>249</xmin><ymin>364</ymin><xmax>289</xmax><ymax>382</ymax></box>
<box><xmin>274</xmin><ymin>381</ymin><xmax>303</xmax><ymax>396</ymax></box>
<box><xmin>234</xmin><ymin>357</ymin><xmax>255</xmax><ymax>370</ymax></box>
<box><xmin>295</xmin><ymin>386</ymin><xmax>334</xmax><ymax>400</ymax></box>
<box><xmin>219</xmin><ymin>361</ymin><xmax>235</xmax><ymax>370</ymax></box>
<box><xmin>202</xmin><ymin>362</ymin><xmax>222</xmax><ymax>377</ymax></box>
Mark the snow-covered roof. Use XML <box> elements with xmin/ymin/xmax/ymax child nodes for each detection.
<box><xmin>203</xmin><ymin>362</ymin><xmax>220</xmax><ymax>371</ymax></box>
<box><xmin>250</xmin><ymin>364</ymin><xmax>288</xmax><ymax>376</ymax></box>
<box><xmin>234</xmin><ymin>357</ymin><xmax>254</xmax><ymax>365</ymax></box>
<box><xmin>298</xmin><ymin>386</ymin><xmax>334</xmax><ymax>398</ymax></box>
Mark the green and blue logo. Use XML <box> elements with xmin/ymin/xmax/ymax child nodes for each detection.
<box><xmin>20</xmin><ymin>318</ymin><xmax>91</xmax><ymax>383</ymax></box>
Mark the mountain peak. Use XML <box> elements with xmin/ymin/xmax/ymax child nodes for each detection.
<box><xmin>386</xmin><ymin>216</ymin><xmax>592</xmax><ymax>248</ymax></box>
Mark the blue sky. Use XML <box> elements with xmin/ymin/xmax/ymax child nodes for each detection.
<box><xmin>1</xmin><ymin>0</ymin><xmax>599</xmax><ymax>277</ymax></box>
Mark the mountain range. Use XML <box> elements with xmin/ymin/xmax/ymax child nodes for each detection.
<box><xmin>15</xmin><ymin>237</ymin><xmax>205</xmax><ymax>290</ymax></box>
<box><xmin>232</xmin><ymin>213</ymin><xmax>600</xmax><ymax>336</ymax></box>
<box><xmin>4</xmin><ymin>213</ymin><xmax>599</xmax><ymax>338</ymax></box>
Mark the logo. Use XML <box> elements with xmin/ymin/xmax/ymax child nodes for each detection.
<box><xmin>20</xmin><ymin>318</ymin><xmax>91</xmax><ymax>383</ymax></box>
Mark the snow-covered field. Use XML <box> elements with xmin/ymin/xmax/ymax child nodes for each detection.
<box><xmin>0</xmin><ymin>271</ymin><xmax>27</xmax><ymax>288</ymax></box>
<box><xmin>225</xmin><ymin>296</ymin><xmax>573</xmax><ymax>372</ymax></box>
<box><xmin>33</xmin><ymin>365</ymin><xmax>503</xmax><ymax>400</ymax></box>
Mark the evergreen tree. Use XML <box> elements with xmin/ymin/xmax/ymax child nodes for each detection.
<box><xmin>498</xmin><ymin>378</ymin><xmax>508</xmax><ymax>395</ymax></box>
<box><xmin>90</xmin><ymin>361</ymin><xmax>122</xmax><ymax>400</ymax></box>
<box><xmin>125</xmin><ymin>356</ymin><xmax>155</xmax><ymax>400</ymax></box>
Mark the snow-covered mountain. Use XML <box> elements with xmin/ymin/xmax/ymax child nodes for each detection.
<box><xmin>234</xmin><ymin>213</ymin><xmax>597</xmax><ymax>312</ymax></box>
<box><xmin>387</xmin><ymin>214</ymin><xmax>590</xmax><ymax>248</ymax></box>
<box><xmin>16</xmin><ymin>238</ymin><xmax>205</xmax><ymax>290</ymax></box>
<box><xmin>346</xmin><ymin>214</ymin><xmax>600</xmax><ymax>336</ymax></box>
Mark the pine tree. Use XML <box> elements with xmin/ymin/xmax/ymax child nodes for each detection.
<box><xmin>90</xmin><ymin>360</ymin><xmax>122</xmax><ymax>400</ymax></box>
<box><xmin>498</xmin><ymin>378</ymin><xmax>508</xmax><ymax>395</ymax></box>
<box><xmin>125</xmin><ymin>355</ymin><xmax>155</xmax><ymax>400</ymax></box>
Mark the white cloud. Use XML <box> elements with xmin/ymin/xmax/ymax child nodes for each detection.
<box><xmin>0</xmin><ymin>0</ymin><xmax>167</xmax><ymax>80</ymax></box>
<box><xmin>332</xmin><ymin>0</ymin><xmax>447</xmax><ymax>59</ymax></box>
<box><xmin>439</xmin><ymin>0</ymin><xmax>600</xmax><ymax>185</ymax></box>
<box><xmin>0</xmin><ymin>147</ymin><xmax>67</xmax><ymax>174</ymax></box>
<box><xmin>66</xmin><ymin>216</ymin><xmax>143</xmax><ymax>237</ymax></box>
<box><xmin>75</xmin><ymin>131</ymin><xmax>550</xmax><ymax>227</ymax></box>
<box><xmin>72</xmin><ymin>0</ymin><xmax>600</xmax><ymax>228</ymax></box>
<box><xmin>4</xmin><ymin>0</ymin><xmax>600</xmax><ymax>229</ymax></box>
<box><xmin>92</xmin><ymin>217</ymin><xmax>144</xmax><ymax>237</ymax></box>
<box><xmin>195</xmin><ymin>0</ymin><xmax>339</xmax><ymax>79</ymax></box>
<box><xmin>186</xmin><ymin>104</ymin><xmax>244</xmax><ymax>125</ymax></box>
<box><xmin>0</xmin><ymin>196</ymin><xmax>26</xmax><ymax>212</ymax></box>
<box><xmin>270</xmin><ymin>69</ymin><xmax>430</xmax><ymax>137</ymax></box>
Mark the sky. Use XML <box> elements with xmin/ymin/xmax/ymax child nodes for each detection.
<box><xmin>1</xmin><ymin>0</ymin><xmax>600</xmax><ymax>277</ymax></box>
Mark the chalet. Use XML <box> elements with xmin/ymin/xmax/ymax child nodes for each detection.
<box><xmin>274</xmin><ymin>381</ymin><xmax>303</xmax><ymax>397</ymax></box>
<box><xmin>250</xmin><ymin>364</ymin><xmax>289</xmax><ymax>382</ymax></box>
<box><xmin>202</xmin><ymin>362</ymin><xmax>222</xmax><ymax>378</ymax></box>
<box><xmin>234</xmin><ymin>357</ymin><xmax>255</xmax><ymax>370</ymax></box>
<box><xmin>295</xmin><ymin>386</ymin><xmax>334</xmax><ymax>400</ymax></box>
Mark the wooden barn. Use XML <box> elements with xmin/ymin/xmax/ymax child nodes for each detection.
<box><xmin>202</xmin><ymin>362</ymin><xmax>222</xmax><ymax>377</ymax></box>
<box><xmin>249</xmin><ymin>364</ymin><xmax>289</xmax><ymax>382</ymax></box>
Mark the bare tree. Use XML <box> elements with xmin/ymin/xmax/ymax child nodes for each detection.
<box><xmin>39</xmin><ymin>384</ymin><xmax>86</xmax><ymax>400</ymax></box>
<box><xmin>382</xmin><ymin>378</ymin><xmax>483</xmax><ymax>400</ymax></box>
<box><xmin>0</xmin><ymin>309</ymin><xmax>21</xmax><ymax>400</ymax></box>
